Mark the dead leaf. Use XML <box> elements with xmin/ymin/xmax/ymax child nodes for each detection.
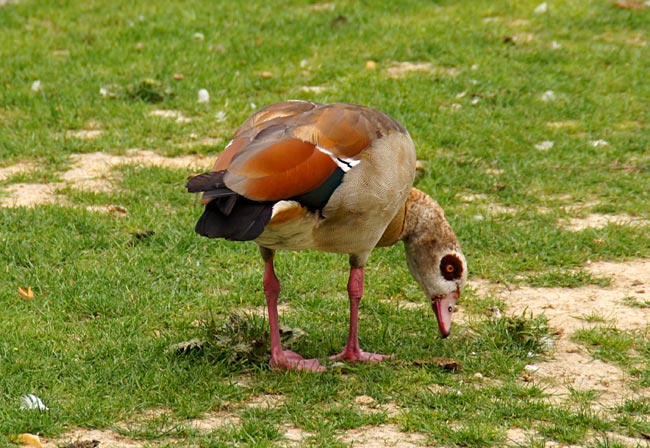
<box><xmin>18</xmin><ymin>286</ymin><xmax>34</xmax><ymax>300</ymax></box>
<box><xmin>16</xmin><ymin>433</ymin><xmax>43</xmax><ymax>447</ymax></box>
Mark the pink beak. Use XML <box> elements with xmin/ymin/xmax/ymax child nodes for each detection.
<box><xmin>432</xmin><ymin>289</ymin><xmax>459</xmax><ymax>338</ymax></box>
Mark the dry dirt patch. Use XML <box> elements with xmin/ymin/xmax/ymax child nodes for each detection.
<box><xmin>385</xmin><ymin>61</ymin><xmax>460</xmax><ymax>79</ymax></box>
<box><xmin>340</xmin><ymin>424</ymin><xmax>428</xmax><ymax>447</ymax></box>
<box><xmin>0</xmin><ymin>150</ymin><xmax>210</xmax><ymax>207</ymax></box>
<box><xmin>0</xmin><ymin>161</ymin><xmax>36</xmax><ymax>181</ymax></box>
<box><xmin>562</xmin><ymin>213</ymin><xmax>649</xmax><ymax>231</ymax></box>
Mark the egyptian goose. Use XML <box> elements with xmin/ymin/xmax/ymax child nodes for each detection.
<box><xmin>187</xmin><ymin>101</ymin><xmax>467</xmax><ymax>371</ymax></box>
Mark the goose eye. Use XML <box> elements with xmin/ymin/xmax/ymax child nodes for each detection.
<box><xmin>440</xmin><ymin>254</ymin><xmax>463</xmax><ymax>281</ymax></box>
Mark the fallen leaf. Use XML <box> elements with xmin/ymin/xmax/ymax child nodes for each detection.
<box><xmin>107</xmin><ymin>205</ymin><xmax>128</xmax><ymax>215</ymax></box>
<box><xmin>16</xmin><ymin>433</ymin><xmax>42</xmax><ymax>447</ymax></box>
<box><xmin>20</xmin><ymin>394</ymin><xmax>48</xmax><ymax>410</ymax></box>
<box><xmin>18</xmin><ymin>286</ymin><xmax>34</xmax><ymax>300</ymax></box>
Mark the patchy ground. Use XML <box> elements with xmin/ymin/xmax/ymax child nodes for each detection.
<box><xmin>3</xmin><ymin>151</ymin><xmax>649</xmax><ymax>447</ymax></box>
<box><xmin>474</xmin><ymin>259</ymin><xmax>650</xmax><ymax>410</ymax></box>
<box><xmin>0</xmin><ymin>149</ymin><xmax>210</xmax><ymax>208</ymax></box>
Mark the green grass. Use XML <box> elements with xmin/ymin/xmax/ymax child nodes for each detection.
<box><xmin>2</xmin><ymin>0</ymin><xmax>650</xmax><ymax>446</ymax></box>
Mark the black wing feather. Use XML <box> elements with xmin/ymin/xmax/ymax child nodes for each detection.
<box><xmin>188</xmin><ymin>170</ymin><xmax>273</xmax><ymax>241</ymax></box>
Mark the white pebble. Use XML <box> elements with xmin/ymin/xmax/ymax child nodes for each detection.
<box><xmin>534</xmin><ymin>2</ymin><xmax>548</xmax><ymax>14</ymax></box>
<box><xmin>541</xmin><ymin>90</ymin><xmax>556</xmax><ymax>102</ymax></box>
<box><xmin>31</xmin><ymin>80</ymin><xmax>42</xmax><ymax>92</ymax></box>
<box><xmin>535</xmin><ymin>141</ymin><xmax>554</xmax><ymax>151</ymax></box>
<box><xmin>198</xmin><ymin>89</ymin><xmax>210</xmax><ymax>103</ymax></box>
<box><xmin>589</xmin><ymin>139</ymin><xmax>609</xmax><ymax>148</ymax></box>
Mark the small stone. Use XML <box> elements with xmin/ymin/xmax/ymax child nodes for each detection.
<box><xmin>193</xmin><ymin>32</ymin><xmax>205</xmax><ymax>41</ymax></box>
<box><xmin>365</xmin><ymin>60</ymin><xmax>377</xmax><ymax>70</ymax></box>
<box><xmin>198</xmin><ymin>89</ymin><xmax>210</xmax><ymax>103</ymax></box>
<box><xmin>535</xmin><ymin>141</ymin><xmax>554</xmax><ymax>151</ymax></box>
<box><xmin>135</xmin><ymin>42</ymin><xmax>145</xmax><ymax>51</ymax></box>
<box><xmin>534</xmin><ymin>2</ymin><xmax>548</xmax><ymax>13</ymax></box>
<box><xmin>31</xmin><ymin>80</ymin><xmax>42</xmax><ymax>92</ymax></box>
<box><xmin>540</xmin><ymin>90</ymin><xmax>556</xmax><ymax>102</ymax></box>
<box><xmin>259</xmin><ymin>71</ymin><xmax>274</xmax><ymax>79</ymax></box>
<box><xmin>524</xmin><ymin>364</ymin><xmax>540</xmax><ymax>372</ymax></box>
<box><xmin>589</xmin><ymin>139</ymin><xmax>609</xmax><ymax>148</ymax></box>
<box><xmin>173</xmin><ymin>73</ymin><xmax>184</xmax><ymax>81</ymax></box>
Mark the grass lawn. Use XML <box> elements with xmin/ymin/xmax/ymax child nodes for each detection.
<box><xmin>1</xmin><ymin>0</ymin><xmax>650</xmax><ymax>446</ymax></box>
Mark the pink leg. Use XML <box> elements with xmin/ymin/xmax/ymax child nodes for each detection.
<box><xmin>330</xmin><ymin>266</ymin><xmax>392</xmax><ymax>363</ymax></box>
<box><xmin>263</xmin><ymin>255</ymin><xmax>325</xmax><ymax>372</ymax></box>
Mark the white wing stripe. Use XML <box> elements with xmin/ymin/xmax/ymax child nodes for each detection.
<box><xmin>315</xmin><ymin>146</ymin><xmax>360</xmax><ymax>172</ymax></box>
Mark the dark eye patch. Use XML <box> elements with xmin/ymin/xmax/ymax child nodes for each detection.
<box><xmin>440</xmin><ymin>254</ymin><xmax>463</xmax><ymax>281</ymax></box>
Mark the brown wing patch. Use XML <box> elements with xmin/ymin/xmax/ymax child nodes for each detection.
<box><xmin>293</xmin><ymin>105</ymin><xmax>372</xmax><ymax>158</ymax></box>
<box><xmin>234</xmin><ymin>101</ymin><xmax>319</xmax><ymax>138</ymax></box>
<box><xmin>225</xmin><ymin>141</ymin><xmax>337</xmax><ymax>201</ymax></box>
<box><xmin>212</xmin><ymin>137</ymin><xmax>247</xmax><ymax>171</ymax></box>
<box><xmin>228</xmin><ymin>137</ymin><xmax>319</xmax><ymax>177</ymax></box>
<box><xmin>203</xmin><ymin>101</ymin><xmax>406</xmax><ymax>203</ymax></box>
